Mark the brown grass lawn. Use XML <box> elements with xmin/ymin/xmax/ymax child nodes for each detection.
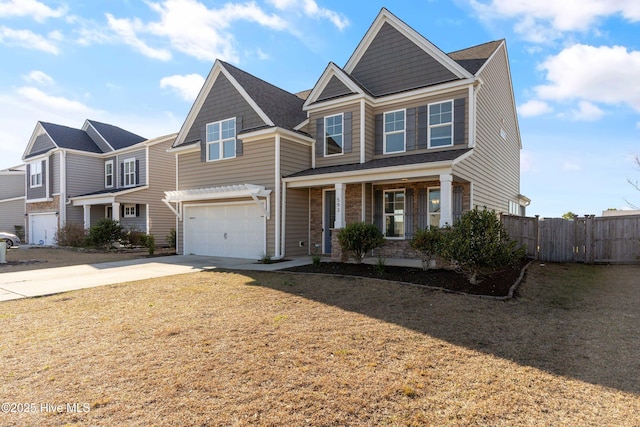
<box><xmin>0</xmin><ymin>262</ymin><xmax>639</xmax><ymax>426</ymax></box>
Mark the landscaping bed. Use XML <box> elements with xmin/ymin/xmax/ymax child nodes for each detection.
<box><xmin>285</xmin><ymin>259</ymin><xmax>529</xmax><ymax>297</ymax></box>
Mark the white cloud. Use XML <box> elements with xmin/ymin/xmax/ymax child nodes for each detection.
<box><xmin>268</xmin><ymin>0</ymin><xmax>349</xmax><ymax>30</ymax></box>
<box><xmin>518</xmin><ymin>99</ymin><xmax>552</xmax><ymax>117</ymax></box>
<box><xmin>468</xmin><ymin>0</ymin><xmax>640</xmax><ymax>42</ymax></box>
<box><xmin>16</xmin><ymin>87</ymin><xmax>97</xmax><ymax>115</ymax></box>
<box><xmin>23</xmin><ymin>70</ymin><xmax>54</xmax><ymax>86</ymax></box>
<box><xmin>160</xmin><ymin>73</ymin><xmax>205</xmax><ymax>101</ymax></box>
<box><xmin>0</xmin><ymin>26</ymin><xmax>60</xmax><ymax>53</ymax></box>
<box><xmin>569</xmin><ymin>101</ymin><xmax>605</xmax><ymax>121</ymax></box>
<box><xmin>0</xmin><ymin>0</ymin><xmax>67</xmax><ymax>22</ymax></box>
<box><xmin>534</xmin><ymin>44</ymin><xmax>640</xmax><ymax>113</ymax></box>
<box><xmin>106</xmin><ymin>13</ymin><xmax>172</xmax><ymax>61</ymax></box>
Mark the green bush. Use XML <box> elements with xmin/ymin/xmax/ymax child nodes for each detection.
<box><xmin>337</xmin><ymin>222</ymin><xmax>384</xmax><ymax>263</ymax></box>
<box><xmin>55</xmin><ymin>222</ymin><xmax>88</xmax><ymax>247</ymax></box>
<box><xmin>166</xmin><ymin>228</ymin><xmax>177</xmax><ymax>249</ymax></box>
<box><xmin>410</xmin><ymin>226</ymin><xmax>443</xmax><ymax>270</ymax></box>
<box><xmin>87</xmin><ymin>218</ymin><xmax>123</xmax><ymax>249</ymax></box>
<box><xmin>441</xmin><ymin>207</ymin><xmax>526</xmax><ymax>284</ymax></box>
<box><xmin>141</xmin><ymin>234</ymin><xmax>155</xmax><ymax>255</ymax></box>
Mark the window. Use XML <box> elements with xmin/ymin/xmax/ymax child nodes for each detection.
<box><xmin>509</xmin><ymin>201</ymin><xmax>519</xmax><ymax>215</ymax></box>
<box><xmin>123</xmin><ymin>158</ymin><xmax>136</xmax><ymax>187</ymax></box>
<box><xmin>105</xmin><ymin>206</ymin><xmax>113</xmax><ymax>219</ymax></box>
<box><xmin>207</xmin><ymin>118</ymin><xmax>236</xmax><ymax>161</ymax></box>
<box><xmin>429</xmin><ymin>101</ymin><xmax>453</xmax><ymax>148</ymax></box>
<box><xmin>428</xmin><ymin>188</ymin><xmax>441</xmax><ymax>227</ymax></box>
<box><xmin>105</xmin><ymin>160</ymin><xmax>114</xmax><ymax>188</ymax></box>
<box><xmin>324</xmin><ymin>114</ymin><xmax>343</xmax><ymax>156</ymax></box>
<box><xmin>29</xmin><ymin>161</ymin><xmax>42</xmax><ymax>188</ymax></box>
<box><xmin>123</xmin><ymin>204</ymin><xmax>136</xmax><ymax>218</ymax></box>
<box><xmin>384</xmin><ymin>190</ymin><xmax>405</xmax><ymax>238</ymax></box>
<box><xmin>384</xmin><ymin>110</ymin><xmax>405</xmax><ymax>153</ymax></box>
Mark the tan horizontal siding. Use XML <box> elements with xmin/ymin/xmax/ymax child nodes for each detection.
<box><xmin>284</xmin><ymin>187</ymin><xmax>309</xmax><ymax>256</ymax></box>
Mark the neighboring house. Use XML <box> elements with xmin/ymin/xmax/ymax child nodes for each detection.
<box><xmin>166</xmin><ymin>8</ymin><xmax>528</xmax><ymax>260</ymax></box>
<box><xmin>22</xmin><ymin>119</ymin><xmax>177</xmax><ymax>246</ymax></box>
<box><xmin>0</xmin><ymin>164</ymin><xmax>26</xmax><ymax>236</ymax></box>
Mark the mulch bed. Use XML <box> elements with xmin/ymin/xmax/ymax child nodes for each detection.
<box><xmin>285</xmin><ymin>259</ymin><xmax>530</xmax><ymax>297</ymax></box>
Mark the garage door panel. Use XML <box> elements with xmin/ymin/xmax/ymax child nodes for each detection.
<box><xmin>184</xmin><ymin>203</ymin><xmax>265</xmax><ymax>258</ymax></box>
<box><xmin>30</xmin><ymin>213</ymin><xmax>58</xmax><ymax>246</ymax></box>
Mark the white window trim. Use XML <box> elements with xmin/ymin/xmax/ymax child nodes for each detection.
<box><xmin>105</xmin><ymin>206</ymin><xmax>113</xmax><ymax>219</ymax></box>
<box><xmin>105</xmin><ymin>160</ymin><xmax>114</xmax><ymax>188</ymax></box>
<box><xmin>123</xmin><ymin>158</ymin><xmax>136</xmax><ymax>188</ymax></box>
<box><xmin>29</xmin><ymin>161</ymin><xmax>42</xmax><ymax>188</ymax></box>
<box><xmin>427</xmin><ymin>100</ymin><xmax>454</xmax><ymax>149</ymax></box>
<box><xmin>123</xmin><ymin>204</ymin><xmax>136</xmax><ymax>218</ymax></box>
<box><xmin>383</xmin><ymin>188</ymin><xmax>405</xmax><ymax>240</ymax></box>
<box><xmin>324</xmin><ymin>113</ymin><xmax>344</xmax><ymax>157</ymax></box>
<box><xmin>383</xmin><ymin>109</ymin><xmax>406</xmax><ymax>154</ymax></box>
<box><xmin>206</xmin><ymin>117</ymin><xmax>236</xmax><ymax>162</ymax></box>
<box><xmin>427</xmin><ymin>186</ymin><xmax>441</xmax><ymax>227</ymax></box>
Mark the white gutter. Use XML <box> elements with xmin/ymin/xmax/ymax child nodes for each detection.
<box><xmin>360</xmin><ymin>99</ymin><xmax>366</xmax><ymax>164</ymax></box>
<box><xmin>274</xmin><ymin>134</ymin><xmax>281</xmax><ymax>259</ymax></box>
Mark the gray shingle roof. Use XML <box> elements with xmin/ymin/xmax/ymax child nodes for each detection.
<box><xmin>285</xmin><ymin>148</ymin><xmax>472</xmax><ymax>179</ymax></box>
<box><xmin>86</xmin><ymin>120</ymin><xmax>146</xmax><ymax>150</ymax></box>
<box><xmin>40</xmin><ymin>122</ymin><xmax>102</xmax><ymax>153</ymax></box>
<box><xmin>448</xmin><ymin>40</ymin><xmax>503</xmax><ymax>75</ymax></box>
<box><xmin>221</xmin><ymin>61</ymin><xmax>307</xmax><ymax>130</ymax></box>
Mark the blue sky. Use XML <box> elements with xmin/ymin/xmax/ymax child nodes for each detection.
<box><xmin>0</xmin><ymin>0</ymin><xmax>639</xmax><ymax>217</ymax></box>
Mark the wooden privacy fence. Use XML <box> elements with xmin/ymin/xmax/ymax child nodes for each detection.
<box><xmin>501</xmin><ymin>214</ymin><xmax>640</xmax><ymax>264</ymax></box>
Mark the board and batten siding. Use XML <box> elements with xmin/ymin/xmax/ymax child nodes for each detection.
<box><xmin>176</xmin><ymin>138</ymin><xmax>277</xmax><ymax>256</ymax></box>
<box><xmin>453</xmin><ymin>45</ymin><xmax>520</xmax><ymax>214</ymax></box>
<box><xmin>310</xmin><ymin>102</ymin><xmax>361</xmax><ymax>167</ymax></box>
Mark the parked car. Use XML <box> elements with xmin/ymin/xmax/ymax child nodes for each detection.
<box><xmin>0</xmin><ymin>231</ymin><xmax>20</xmax><ymax>248</ymax></box>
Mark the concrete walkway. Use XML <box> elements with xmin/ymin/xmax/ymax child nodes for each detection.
<box><xmin>0</xmin><ymin>255</ymin><xmax>312</xmax><ymax>302</ymax></box>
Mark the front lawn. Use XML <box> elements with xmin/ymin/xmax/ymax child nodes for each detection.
<box><xmin>0</xmin><ymin>263</ymin><xmax>638</xmax><ymax>426</ymax></box>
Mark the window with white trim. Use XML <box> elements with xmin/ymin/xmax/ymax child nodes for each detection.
<box><xmin>324</xmin><ymin>114</ymin><xmax>343</xmax><ymax>156</ymax></box>
<box><xmin>123</xmin><ymin>204</ymin><xmax>136</xmax><ymax>218</ymax></box>
<box><xmin>29</xmin><ymin>161</ymin><xmax>42</xmax><ymax>188</ymax></box>
<box><xmin>428</xmin><ymin>188</ymin><xmax>441</xmax><ymax>227</ymax></box>
<box><xmin>105</xmin><ymin>160</ymin><xmax>114</xmax><ymax>188</ymax></box>
<box><xmin>123</xmin><ymin>158</ymin><xmax>136</xmax><ymax>187</ymax></box>
<box><xmin>429</xmin><ymin>100</ymin><xmax>453</xmax><ymax>148</ymax></box>
<box><xmin>384</xmin><ymin>110</ymin><xmax>405</xmax><ymax>153</ymax></box>
<box><xmin>207</xmin><ymin>118</ymin><xmax>236</xmax><ymax>161</ymax></box>
<box><xmin>509</xmin><ymin>201</ymin><xmax>519</xmax><ymax>215</ymax></box>
<box><xmin>384</xmin><ymin>189</ymin><xmax>405</xmax><ymax>238</ymax></box>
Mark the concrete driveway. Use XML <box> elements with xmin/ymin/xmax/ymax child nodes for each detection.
<box><xmin>0</xmin><ymin>255</ymin><xmax>311</xmax><ymax>302</ymax></box>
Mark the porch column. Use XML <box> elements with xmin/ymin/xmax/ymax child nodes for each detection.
<box><xmin>83</xmin><ymin>205</ymin><xmax>91</xmax><ymax>229</ymax></box>
<box><xmin>335</xmin><ymin>183</ymin><xmax>346</xmax><ymax>229</ymax></box>
<box><xmin>439</xmin><ymin>174</ymin><xmax>453</xmax><ymax>227</ymax></box>
<box><xmin>112</xmin><ymin>202</ymin><xmax>120</xmax><ymax>222</ymax></box>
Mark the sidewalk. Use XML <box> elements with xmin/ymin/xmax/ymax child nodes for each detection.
<box><xmin>0</xmin><ymin>255</ymin><xmax>312</xmax><ymax>302</ymax></box>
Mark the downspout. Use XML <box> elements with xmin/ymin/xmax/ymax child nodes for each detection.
<box><xmin>60</xmin><ymin>151</ymin><xmax>67</xmax><ymax>225</ymax></box>
<box><xmin>274</xmin><ymin>133</ymin><xmax>281</xmax><ymax>259</ymax></box>
<box><xmin>281</xmin><ymin>180</ymin><xmax>286</xmax><ymax>258</ymax></box>
<box><xmin>360</xmin><ymin>99</ymin><xmax>366</xmax><ymax>164</ymax></box>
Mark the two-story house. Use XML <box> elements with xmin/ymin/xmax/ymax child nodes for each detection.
<box><xmin>22</xmin><ymin>119</ymin><xmax>177</xmax><ymax>246</ymax></box>
<box><xmin>166</xmin><ymin>8</ymin><xmax>528</xmax><ymax>260</ymax></box>
<box><xmin>0</xmin><ymin>164</ymin><xmax>26</xmax><ymax>240</ymax></box>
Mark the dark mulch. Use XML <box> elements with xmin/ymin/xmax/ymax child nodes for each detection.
<box><xmin>284</xmin><ymin>259</ymin><xmax>530</xmax><ymax>297</ymax></box>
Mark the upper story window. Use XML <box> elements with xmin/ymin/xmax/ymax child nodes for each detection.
<box><xmin>105</xmin><ymin>160</ymin><xmax>114</xmax><ymax>188</ymax></box>
<box><xmin>207</xmin><ymin>118</ymin><xmax>236</xmax><ymax>161</ymax></box>
<box><xmin>384</xmin><ymin>189</ymin><xmax>405</xmax><ymax>238</ymax></box>
<box><xmin>123</xmin><ymin>158</ymin><xmax>136</xmax><ymax>187</ymax></box>
<box><xmin>324</xmin><ymin>114</ymin><xmax>343</xmax><ymax>156</ymax></box>
<box><xmin>384</xmin><ymin>110</ymin><xmax>405</xmax><ymax>154</ymax></box>
<box><xmin>429</xmin><ymin>100</ymin><xmax>453</xmax><ymax>148</ymax></box>
<box><xmin>29</xmin><ymin>161</ymin><xmax>42</xmax><ymax>188</ymax></box>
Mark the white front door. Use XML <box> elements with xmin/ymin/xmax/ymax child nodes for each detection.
<box><xmin>29</xmin><ymin>213</ymin><xmax>58</xmax><ymax>245</ymax></box>
<box><xmin>184</xmin><ymin>203</ymin><xmax>265</xmax><ymax>259</ymax></box>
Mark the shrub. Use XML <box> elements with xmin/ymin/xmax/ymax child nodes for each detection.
<box><xmin>56</xmin><ymin>222</ymin><xmax>88</xmax><ymax>247</ymax></box>
<box><xmin>87</xmin><ymin>218</ymin><xmax>123</xmax><ymax>249</ymax></box>
<box><xmin>337</xmin><ymin>222</ymin><xmax>384</xmax><ymax>263</ymax></box>
<box><xmin>141</xmin><ymin>234</ymin><xmax>155</xmax><ymax>255</ymax></box>
<box><xmin>123</xmin><ymin>228</ymin><xmax>146</xmax><ymax>247</ymax></box>
<box><xmin>166</xmin><ymin>228</ymin><xmax>176</xmax><ymax>249</ymax></box>
<box><xmin>441</xmin><ymin>207</ymin><xmax>526</xmax><ymax>284</ymax></box>
<box><xmin>410</xmin><ymin>226</ymin><xmax>443</xmax><ymax>270</ymax></box>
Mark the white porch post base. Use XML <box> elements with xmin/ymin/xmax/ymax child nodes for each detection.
<box><xmin>439</xmin><ymin>173</ymin><xmax>453</xmax><ymax>227</ymax></box>
<box><xmin>112</xmin><ymin>202</ymin><xmax>121</xmax><ymax>222</ymax></box>
<box><xmin>83</xmin><ymin>205</ymin><xmax>91</xmax><ymax>229</ymax></box>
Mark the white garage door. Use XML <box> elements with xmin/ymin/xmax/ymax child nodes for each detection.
<box><xmin>30</xmin><ymin>213</ymin><xmax>58</xmax><ymax>245</ymax></box>
<box><xmin>184</xmin><ymin>203</ymin><xmax>265</xmax><ymax>258</ymax></box>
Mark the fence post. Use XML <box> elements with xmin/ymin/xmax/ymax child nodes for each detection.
<box><xmin>584</xmin><ymin>215</ymin><xmax>594</xmax><ymax>264</ymax></box>
<box><xmin>534</xmin><ymin>215</ymin><xmax>539</xmax><ymax>260</ymax></box>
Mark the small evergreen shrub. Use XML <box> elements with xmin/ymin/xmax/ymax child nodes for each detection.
<box><xmin>166</xmin><ymin>228</ymin><xmax>177</xmax><ymax>249</ymax></box>
<box><xmin>87</xmin><ymin>218</ymin><xmax>123</xmax><ymax>249</ymax></box>
<box><xmin>55</xmin><ymin>222</ymin><xmax>88</xmax><ymax>247</ymax></box>
<box><xmin>141</xmin><ymin>234</ymin><xmax>155</xmax><ymax>255</ymax></box>
<box><xmin>410</xmin><ymin>226</ymin><xmax>443</xmax><ymax>271</ymax></box>
<box><xmin>337</xmin><ymin>222</ymin><xmax>384</xmax><ymax>263</ymax></box>
<box><xmin>441</xmin><ymin>207</ymin><xmax>526</xmax><ymax>284</ymax></box>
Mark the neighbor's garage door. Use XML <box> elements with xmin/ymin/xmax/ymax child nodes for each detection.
<box><xmin>29</xmin><ymin>213</ymin><xmax>58</xmax><ymax>245</ymax></box>
<box><xmin>184</xmin><ymin>203</ymin><xmax>265</xmax><ymax>258</ymax></box>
